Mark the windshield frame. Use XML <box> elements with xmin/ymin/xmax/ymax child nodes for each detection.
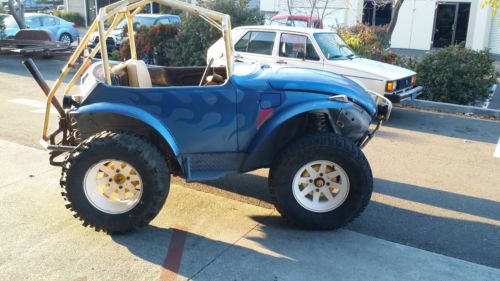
<box><xmin>313</xmin><ymin>32</ymin><xmax>355</xmax><ymax>60</ymax></box>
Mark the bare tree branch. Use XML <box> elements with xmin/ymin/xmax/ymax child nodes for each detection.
<box><xmin>320</xmin><ymin>0</ymin><xmax>330</xmax><ymax>22</ymax></box>
<box><xmin>286</xmin><ymin>0</ymin><xmax>293</xmax><ymax>16</ymax></box>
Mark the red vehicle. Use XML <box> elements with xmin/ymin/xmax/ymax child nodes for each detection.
<box><xmin>269</xmin><ymin>14</ymin><xmax>323</xmax><ymax>29</ymax></box>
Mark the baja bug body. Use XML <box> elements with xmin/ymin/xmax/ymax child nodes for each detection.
<box><xmin>24</xmin><ymin>0</ymin><xmax>392</xmax><ymax>233</ymax></box>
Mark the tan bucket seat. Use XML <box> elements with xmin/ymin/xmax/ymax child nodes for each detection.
<box><xmin>111</xmin><ymin>59</ymin><xmax>152</xmax><ymax>88</ymax></box>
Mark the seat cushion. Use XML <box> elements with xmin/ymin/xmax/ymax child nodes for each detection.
<box><xmin>126</xmin><ymin>60</ymin><xmax>152</xmax><ymax>88</ymax></box>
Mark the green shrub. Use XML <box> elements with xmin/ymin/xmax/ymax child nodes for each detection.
<box><xmin>120</xmin><ymin>24</ymin><xmax>178</xmax><ymax>65</ymax></box>
<box><xmin>339</xmin><ymin>24</ymin><xmax>389</xmax><ymax>61</ymax></box>
<box><xmin>53</xmin><ymin>11</ymin><xmax>85</xmax><ymax>27</ymax></box>
<box><xmin>416</xmin><ymin>45</ymin><xmax>497</xmax><ymax>105</ymax></box>
<box><xmin>394</xmin><ymin>55</ymin><xmax>420</xmax><ymax>71</ymax></box>
<box><xmin>109</xmin><ymin>50</ymin><xmax>121</xmax><ymax>61</ymax></box>
<box><xmin>160</xmin><ymin>5</ymin><xmax>183</xmax><ymax>15</ymax></box>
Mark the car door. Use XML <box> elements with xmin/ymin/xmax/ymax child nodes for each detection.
<box><xmin>233</xmin><ymin>30</ymin><xmax>277</xmax><ymax>66</ymax></box>
<box><xmin>275</xmin><ymin>32</ymin><xmax>323</xmax><ymax>69</ymax></box>
<box><xmin>25</xmin><ymin>16</ymin><xmax>42</xmax><ymax>30</ymax></box>
<box><xmin>40</xmin><ymin>16</ymin><xmax>59</xmax><ymax>39</ymax></box>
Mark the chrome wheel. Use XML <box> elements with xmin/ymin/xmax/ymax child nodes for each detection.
<box><xmin>60</xmin><ymin>33</ymin><xmax>72</xmax><ymax>44</ymax></box>
<box><xmin>292</xmin><ymin>160</ymin><xmax>350</xmax><ymax>213</ymax></box>
<box><xmin>83</xmin><ymin>159</ymin><xmax>143</xmax><ymax>215</ymax></box>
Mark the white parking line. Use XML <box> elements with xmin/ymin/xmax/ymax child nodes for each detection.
<box><xmin>494</xmin><ymin>137</ymin><xmax>500</xmax><ymax>158</ymax></box>
<box><xmin>8</xmin><ymin>98</ymin><xmax>56</xmax><ymax>114</ymax></box>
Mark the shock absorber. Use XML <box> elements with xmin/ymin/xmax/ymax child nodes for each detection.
<box><xmin>308</xmin><ymin>112</ymin><xmax>330</xmax><ymax>133</ymax></box>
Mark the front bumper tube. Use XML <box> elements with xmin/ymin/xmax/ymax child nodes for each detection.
<box><xmin>359</xmin><ymin>90</ymin><xmax>393</xmax><ymax>148</ymax></box>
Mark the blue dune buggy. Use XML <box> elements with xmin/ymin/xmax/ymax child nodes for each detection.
<box><xmin>24</xmin><ymin>0</ymin><xmax>391</xmax><ymax>233</ymax></box>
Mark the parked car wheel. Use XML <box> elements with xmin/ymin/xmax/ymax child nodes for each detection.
<box><xmin>269</xmin><ymin>133</ymin><xmax>373</xmax><ymax>230</ymax></box>
<box><xmin>60</xmin><ymin>131</ymin><xmax>170</xmax><ymax>233</ymax></box>
<box><xmin>59</xmin><ymin>33</ymin><xmax>72</xmax><ymax>44</ymax></box>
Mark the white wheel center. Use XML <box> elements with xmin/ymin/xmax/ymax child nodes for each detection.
<box><xmin>83</xmin><ymin>159</ymin><xmax>143</xmax><ymax>214</ymax></box>
<box><xmin>292</xmin><ymin>160</ymin><xmax>350</xmax><ymax>213</ymax></box>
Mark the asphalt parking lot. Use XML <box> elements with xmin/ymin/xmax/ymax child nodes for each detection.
<box><xmin>0</xmin><ymin>56</ymin><xmax>499</xmax><ymax>280</ymax></box>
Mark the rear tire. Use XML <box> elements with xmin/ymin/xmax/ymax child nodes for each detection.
<box><xmin>269</xmin><ymin>133</ymin><xmax>373</xmax><ymax>230</ymax></box>
<box><xmin>60</xmin><ymin>131</ymin><xmax>170</xmax><ymax>233</ymax></box>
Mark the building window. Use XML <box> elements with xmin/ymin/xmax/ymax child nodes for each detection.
<box><xmin>362</xmin><ymin>0</ymin><xmax>392</xmax><ymax>26</ymax></box>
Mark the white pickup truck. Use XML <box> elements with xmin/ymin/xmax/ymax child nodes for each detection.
<box><xmin>207</xmin><ymin>25</ymin><xmax>422</xmax><ymax>102</ymax></box>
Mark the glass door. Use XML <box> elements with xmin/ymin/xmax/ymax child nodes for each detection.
<box><xmin>433</xmin><ymin>3</ymin><xmax>457</xmax><ymax>48</ymax></box>
<box><xmin>432</xmin><ymin>2</ymin><xmax>470</xmax><ymax>48</ymax></box>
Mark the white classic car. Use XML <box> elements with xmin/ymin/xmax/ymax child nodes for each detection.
<box><xmin>207</xmin><ymin>25</ymin><xmax>423</xmax><ymax>102</ymax></box>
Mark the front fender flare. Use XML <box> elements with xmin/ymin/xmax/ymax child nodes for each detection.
<box><xmin>75</xmin><ymin>102</ymin><xmax>181</xmax><ymax>162</ymax></box>
<box><xmin>242</xmin><ymin>100</ymin><xmax>357</xmax><ymax>171</ymax></box>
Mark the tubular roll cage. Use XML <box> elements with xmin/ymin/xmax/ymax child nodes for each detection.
<box><xmin>34</xmin><ymin>0</ymin><xmax>234</xmax><ymax>150</ymax></box>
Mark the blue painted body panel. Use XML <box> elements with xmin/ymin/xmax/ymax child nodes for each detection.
<box><xmin>77</xmin><ymin>64</ymin><xmax>377</xmax><ymax>178</ymax></box>
<box><xmin>80</xmin><ymin>82</ymin><xmax>238</xmax><ymax>154</ymax></box>
<box><xmin>265</xmin><ymin>67</ymin><xmax>377</xmax><ymax>116</ymax></box>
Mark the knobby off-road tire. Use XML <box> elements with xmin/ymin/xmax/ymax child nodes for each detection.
<box><xmin>60</xmin><ymin>131</ymin><xmax>170</xmax><ymax>233</ymax></box>
<box><xmin>269</xmin><ymin>133</ymin><xmax>373</xmax><ymax>230</ymax></box>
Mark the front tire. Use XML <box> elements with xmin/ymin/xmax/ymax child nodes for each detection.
<box><xmin>60</xmin><ymin>132</ymin><xmax>170</xmax><ymax>233</ymax></box>
<box><xmin>59</xmin><ymin>33</ymin><xmax>72</xmax><ymax>44</ymax></box>
<box><xmin>269</xmin><ymin>133</ymin><xmax>373</xmax><ymax>230</ymax></box>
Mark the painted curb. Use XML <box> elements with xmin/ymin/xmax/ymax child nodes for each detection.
<box><xmin>401</xmin><ymin>99</ymin><xmax>500</xmax><ymax>119</ymax></box>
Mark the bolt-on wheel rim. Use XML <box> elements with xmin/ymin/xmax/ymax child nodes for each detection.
<box><xmin>292</xmin><ymin>160</ymin><xmax>350</xmax><ymax>213</ymax></box>
<box><xmin>60</xmin><ymin>34</ymin><xmax>71</xmax><ymax>44</ymax></box>
<box><xmin>83</xmin><ymin>159</ymin><xmax>143</xmax><ymax>214</ymax></box>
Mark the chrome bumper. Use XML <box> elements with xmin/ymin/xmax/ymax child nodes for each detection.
<box><xmin>385</xmin><ymin>86</ymin><xmax>423</xmax><ymax>103</ymax></box>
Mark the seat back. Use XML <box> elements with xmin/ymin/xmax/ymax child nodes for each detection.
<box><xmin>126</xmin><ymin>59</ymin><xmax>152</xmax><ymax>88</ymax></box>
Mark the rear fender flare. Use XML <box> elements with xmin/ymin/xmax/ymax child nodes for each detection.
<box><xmin>75</xmin><ymin>102</ymin><xmax>181</xmax><ymax>163</ymax></box>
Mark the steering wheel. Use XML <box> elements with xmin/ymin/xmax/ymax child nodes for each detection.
<box><xmin>199</xmin><ymin>57</ymin><xmax>214</xmax><ymax>86</ymax></box>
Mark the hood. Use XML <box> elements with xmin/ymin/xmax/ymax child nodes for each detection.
<box><xmin>327</xmin><ymin>57</ymin><xmax>415</xmax><ymax>80</ymax></box>
<box><xmin>267</xmin><ymin>67</ymin><xmax>377</xmax><ymax>115</ymax></box>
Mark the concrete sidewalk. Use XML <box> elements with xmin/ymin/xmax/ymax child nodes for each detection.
<box><xmin>1</xmin><ymin>139</ymin><xmax>499</xmax><ymax>281</ymax></box>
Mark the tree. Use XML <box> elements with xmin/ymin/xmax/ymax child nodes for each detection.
<box><xmin>283</xmin><ymin>0</ymin><xmax>350</xmax><ymax>26</ymax></box>
<box><xmin>0</xmin><ymin>10</ymin><xmax>5</xmax><ymax>39</ymax></box>
<box><xmin>172</xmin><ymin>0</ymin><xmax>263</xmax><ymax>66</ymax></box>
<box><xmin>387</xmin><ymin>0</ymin><xmax>404</xmax><ymax>40</ymax></box>
<box><xmin>8</xmin><ymin>0</ymin><xmax>25</xmax><ymax>29</ymax></box>
<box><xmin>482</xmin><ymin>0</ymin><xmax>499</xmax><ymax>16</ymax></box>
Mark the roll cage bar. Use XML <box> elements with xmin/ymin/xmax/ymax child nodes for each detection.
<box><xmin>36</xmin><ymin>0</ymin><xmax>234</xmax><ymax>143</ymax></box>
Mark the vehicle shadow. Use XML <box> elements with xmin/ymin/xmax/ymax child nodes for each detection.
<box><xmin>184</xmin><ymin>173</ymin><xmax>500</xmax><ymax>268</ymax></box>
<box><xmin>111</xmin><ymin>201</ymin><xmax>499</xmax><ymax>281</ymax></box>
<box><xmin>384</xmin><ymin>107</ymin><xmax>499</xmax><ymax>144</ymax></box>
<box><xmin>0</xmin><ymin>55</ymin><xmax>70</xmax><ymax>82</ymax></box>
